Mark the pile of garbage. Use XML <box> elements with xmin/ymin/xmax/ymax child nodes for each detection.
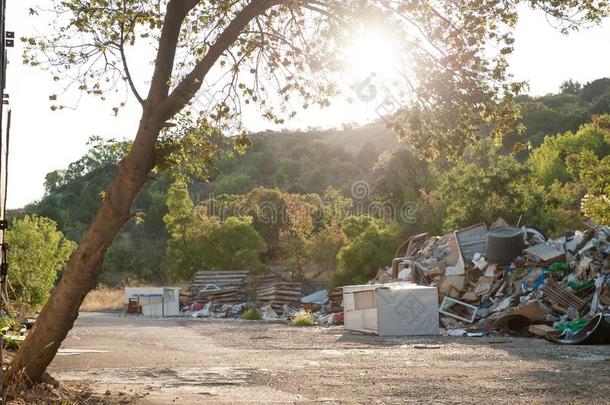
<box><xmin>384</xmin><ymin>219</ymin><xmax>610</xmax><ymax>343</ymax></box>
<box><xmin>182</xmin><ymin>219</ymin><xmax>609</xmax><ymax>342</ymax></box>
<box><xmin>185</xmin><ymin>270</ymin><xmax>343</xmax><ymax>325</ymax></box>
<box><xmin>187</xmin><ymin>291</ymin><xmax>344</xmax><ymax>325</ymax></box>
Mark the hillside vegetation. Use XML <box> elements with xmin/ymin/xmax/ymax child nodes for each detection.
<box><xmin>17</xmin><ymin>78</ymin><xmax>610</xmax><ymax>286</ymax></box>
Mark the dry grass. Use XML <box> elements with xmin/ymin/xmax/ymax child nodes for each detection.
<box><xmin>80</xmin><ymin>287</ymin><xmax>124</xmax><ymax>312</ymax></box>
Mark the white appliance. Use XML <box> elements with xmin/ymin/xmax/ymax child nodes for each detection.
<box><xmin>124</xmin><ymin>287</ymin><xmax>181</xmax><ymax>317</ymax></box>
<box><xmin>343</xmin><ymin>283</ymin><xmax>439</xmax><ymax>336</ymax></box>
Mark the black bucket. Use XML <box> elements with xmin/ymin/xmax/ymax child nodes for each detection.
<box><xmin>486</xmin><ymin>227</ymin><xmax>524</xmax><ymax>264</ymax></box>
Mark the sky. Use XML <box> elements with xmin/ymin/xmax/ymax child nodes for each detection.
<box><xmin>3</xmin><ymin>3</ymin><xmax>610</xmax><ymax>209</ymax></box>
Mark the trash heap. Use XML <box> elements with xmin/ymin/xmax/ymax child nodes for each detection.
<box><xmin>186</xmin><ymin>270</ymin><xmax>326</xmax><ymax>321</ymax></box>
<box><xmin>256</xmin><ymin>275</ymin><xmax>303</xmax><ymax>311</ymax></box>
<box><xmin>385</xmin><ymin>219</ymin><xmax>610</xmax><ymax>342</ymax></box>
<box><xmin>185</xmin><ymin>268</ymin><xmax>344</xmax><ymax>324</ymax></box>
<box><xmin>187</xmin><ymin>270</ymin><xmax>249</xmax><ymax>306</ymax></box>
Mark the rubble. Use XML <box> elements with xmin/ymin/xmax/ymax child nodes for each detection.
<box><xmin>184</xmin><ymin>270</ymin><xmax>338</xmax><ymax>325</ymax></box>
<box><xmin>256</xmin><ymin>277</ymin><xmax>303</xmax><ymax>311</ymax></box>
<box><xmin>385</xmin><ymin>220</ymin><xmax>610</xmax><ymax>342</ymax></box>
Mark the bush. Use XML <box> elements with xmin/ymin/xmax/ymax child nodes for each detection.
<box><xmin>197</xmin><ymin>216</ymin><xmax>267</xmax><ymax>271</ymax></box>
<box><xmin>240</xmin><ymin>308</ymin><xmax>261</xmax><ymax>320</ymax></box>
<box><xmin>6</xmin><ymin>215</ymin><xmax>76</xmax><ymax>311</ymax></box>
<box><xmin>0</xmin><ymin>316</ymin><xmax>18</xmax><ymax>332</ymax></box>
<box><xmin>290</xmin><ymin>310</ymin><xmax>314</xmax><ymax>326</ymax></box>
<box><xmin>2</xmin><ymin>335</ymin><xmax>21</xmax><ymax>350</ymax></box>
<box><xmin>330</xmin><ymin>218</ymin><xmax>399</xmax><ymax>288</ymax></box>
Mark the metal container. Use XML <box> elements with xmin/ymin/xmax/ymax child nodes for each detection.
<box><xmin>486</xmin><ymin>227</ymin><xmax>524</xmax><ymax>263</ymax></box>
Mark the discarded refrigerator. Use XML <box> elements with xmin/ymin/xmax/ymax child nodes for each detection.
<box><xmin>124</xmin><ymin>287</ymin><xmax>181</xmax><ymax>317</ymax></box>
<box><xmin>343</xmin><ymin>282</ymin><xmax>439</xmax><ymax>336</ymax></box>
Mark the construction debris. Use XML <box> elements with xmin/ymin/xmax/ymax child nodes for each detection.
<box><xmin>385</xmin><ymin>220</ymin><xmax>610</xmax><ymax>342</ymax></box>
<box><xmin>256</xmin><ymin>273</ymin><xmax>303</xmax><ymax>311</ymax></box>
<box><xmin>189</xmin><ymin>270</ymin><xmax>250</xmax><ymax>293</ymax></box>
<box><xmin>184</xmin><ymin>270</ymin><xmax>334</xmax><ymax>323</ymax></box>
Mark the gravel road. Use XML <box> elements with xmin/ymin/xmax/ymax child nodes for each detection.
<box><xmin>49</xmin><ymin>312</ymin><xmax>610</xmax><ymax>404</ymax></box>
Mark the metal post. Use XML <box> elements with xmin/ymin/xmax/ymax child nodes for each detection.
<box><xmin>0</xmin><ymin>0</ymin><xmax>7</xmax><ymax>398</ymax></box>
<box><xmin>0</xmin><ymin>1</ymin><xmax>12</xmax><ymax>397</ymax></box>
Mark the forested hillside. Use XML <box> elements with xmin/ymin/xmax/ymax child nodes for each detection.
<box><xmin>19</xmin><ymin>79</ymin><xmax>610</xmax><ymax>286</ymax></box>
<box><xmin>506</xmin><ymin>78</ymin><xmax>610</xmax><ymax>154</ymax></box>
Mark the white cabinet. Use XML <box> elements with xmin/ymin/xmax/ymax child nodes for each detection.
<box><xmin>343</xmin><ymin>283</ymin><xmax>439</xmax><ymax>336</ymax></box>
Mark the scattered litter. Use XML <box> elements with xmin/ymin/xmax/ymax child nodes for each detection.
<box><xmin>548</xmin><ymin>314</ymin><xmax>610</xmax><ymax>345</ymax></box>
<box><xmin>412</xmin><ymin>344</ymin><xmax>443</xmax><ymax>349</ymax></box>
<box><xmin>57</xmin><ymin>349</ymin><xmax>111</xmax><ymax>356</ymax></box>
<box><xmin>301</xmin><ymin>289</ymin><xmax>328</xmax><ymax>305</ymax></box>
<box><xmin>446</xmin><ymin>328</ymin><xmax>467</xmax><ymax>337</ymax></box>
<box><xmin>168</xmin><ymin>221</ymin><xmax>610</xmax><ymax>346</ymax></box>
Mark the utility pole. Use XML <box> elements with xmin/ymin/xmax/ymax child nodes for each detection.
<box><xmin>0</xmin><ymin>0</ymin><xmax>12</xmax><ymax>399</ymax></box>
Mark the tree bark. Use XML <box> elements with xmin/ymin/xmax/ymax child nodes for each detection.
<box><xmin>4</xmin><ymin>0</ymin><xmax>284</xmax><ymax>387</ymax></box>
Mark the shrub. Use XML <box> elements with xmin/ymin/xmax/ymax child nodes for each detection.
<box><xmin>2</xmin><ymin>335</ymin><xmax>21</xmax><ymax>350</ymax></box>
<box><xmin>6</xmin><ymin>215</ymin><xmax>76</xmax><ymax>311</ymax></box>
<box><xmin>290</xmin><ymin>310</ymin><xmax>314</xmax><ymax>326</ymax></box>
<box><xmin>330</xmin><ymin>219</ymin><xmax>399</xmax><ymax>289</ymax></box>
<box><xmin>240</xmin><ymin>308</ymin><xmax>261</xmax><ymax>320</ymax></box>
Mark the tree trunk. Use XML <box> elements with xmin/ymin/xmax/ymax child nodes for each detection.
<box><xmin>4</xmin><ymin>109</ymin><xmax>163</xmax><ymax>385</ymax></box>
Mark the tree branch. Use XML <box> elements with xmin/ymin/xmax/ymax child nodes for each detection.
<box><xmin>146</xmin><ymin>0</ymin><xmax>200</xmax><ymax>106</ymax></box>
<box><xmin>119</xmin><ymin>43</ymin><xmax>144</xmax><ymax>106</ymax></box>
<box><xmin>118</xmin><ymin>16</ymin><xmax>145</xmax><ymax>106</ymax></box>
<box><xmin>157</xmin><ymin>0</ymin><xmax>284</xmax><ymax>120</ymax></box>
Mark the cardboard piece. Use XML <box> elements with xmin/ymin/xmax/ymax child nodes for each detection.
<box><xmin>524</xmin><ymin>244</ymin><xmax>565</xmax><ymax>263</ymax></box>
<box><xmin>528</xmin><ymin>324</ymin><xmax>560</xmax><ymax>337</ymax></box>
<box><xmin>438</xmin><ymin>275</ymin><xmax>466</xmax><ymax>297</ymax></box>
<box><xmin>512</xmin><ymin>301</ymin><xmax>550</xmax><ymax>322</ymax></box>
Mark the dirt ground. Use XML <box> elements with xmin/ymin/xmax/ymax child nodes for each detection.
<box><xmin>48</xmin><ymin>312</ymin><xmax>610</xmax><ymax>404</ymax></box>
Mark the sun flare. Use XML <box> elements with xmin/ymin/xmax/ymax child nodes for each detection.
<box><xmin>343</xmin><ymin>30</ymin><xmax>400</xmax><ymax>79</ymax></box>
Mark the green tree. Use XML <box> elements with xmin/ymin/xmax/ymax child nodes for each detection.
<box><xmin>529</xmin><ymin>122</ymin><xmax>610</xmax><ymax>186</ymax></box>
<box><xmin>278</xmin><ymin>193</ymin><xmax>320</xmax><ymax>279</ymax></box>
<box><xmin>197</xmin><ymin>216</ymin><xmax>267</xmax><ymax>271</ymax></box>
<box><xmin>560</xmin><ymin>79</ymin><xmax>582</xmax><ymax>94</ymax></box>
<box><xmin>214</xmin><ymin>173</ymin><xmax>254</xmax><ymax>195</ymax></box>
<box><xmin>371</xmin><ymin>148</ymin><xmax>435</xmax><ymax>207</ymax></box>
<box><xmin>439</xmin><ymin>153</ymin><xmax>541</xmax><ymax>232</ymax></box>
<box><xmin>331</xmin><ymin>219</ymin><xmax>399</xmax><ymax>288</ymax></box>
<box><xmin>5</xmin><ymin>216</ymin><xmax>75</xmax><ymax>311</ymax></box>
<box><xmin>163</xmin><ymin>178</ymin><xmax>197</xmax><ymax>280</ymax></box>
<box><xmin>305</xmin><ymin>221</ymin><xmax>346</xmax><ymax>278</ymax></box>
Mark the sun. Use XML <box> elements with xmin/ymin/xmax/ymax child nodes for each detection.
<box><xmin>342</xmin><ymin>30</ymin><xmax>400</xmax><ymax>79</ymax></box>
